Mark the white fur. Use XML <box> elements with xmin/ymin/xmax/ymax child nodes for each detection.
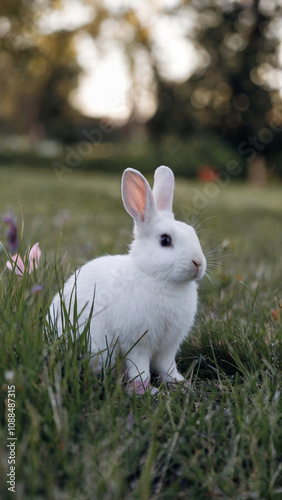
<box><xmin>49</xmin><ymin>166</ymin><xmax>206</xmax><ymax>389</ymax></box>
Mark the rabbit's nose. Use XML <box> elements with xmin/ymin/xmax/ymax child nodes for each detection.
<box><xmin>192</xmin><ymin>259</ymin><xmax>201</xmax><ymax>269</ymax></box>
<box><xmin>191</xmin><ymin>256</ymin><xmax>206</xmax><ymax>280</ymax></box>
<box><xmin>192</xmin><ymin>258</ymin><xmax>204</xmax><ymax>277</ymax></box>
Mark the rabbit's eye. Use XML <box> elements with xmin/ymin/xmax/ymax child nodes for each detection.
<box><xmin>160</xmin><ymin>234</ymin><xmax>172</xmax><ymax>247</ymax></box>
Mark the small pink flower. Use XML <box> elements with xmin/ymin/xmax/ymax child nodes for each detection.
<box><xmin>6</xmin><ymin>243</ymin><xmax>41</xmax><ymax>275</ymax></box>
<box><xmin>28</xmin><ymin>243</ymin><xmax>41</xmax><ymax>273</ymax></box>
<box><xmin>6</xmin><ymin>254</ymin><xmax>25</xmax><ymax>275</ymax></box>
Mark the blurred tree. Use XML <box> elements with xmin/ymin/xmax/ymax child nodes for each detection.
<box><xmin>36</xmin><ymin>30</ymin><xmax>82</xmax><ymax>141</ymax></box>
<box><xmin>0</xmin><ymin>0</ymin><xmax>282</xmax><ymax>182</ymax></box>
<box><xmin>0</xmin><ymin>0</ymin><xmax>107</xmax><ymax>141</ymax></box>
<box><xmin>0</xmin><ymin>1</ymin><xmax>61</xmax><ymax>134</ymax></box>
<box><xmin>148</xmin><ymin>0</ymin><xmax>282</xmax><ymax>180</ymax></box>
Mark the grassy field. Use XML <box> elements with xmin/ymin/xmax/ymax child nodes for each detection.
<box><xmin>0</xmin><ymin>164</ymin><xmax>281</xmax><ymax>499</ymax></box>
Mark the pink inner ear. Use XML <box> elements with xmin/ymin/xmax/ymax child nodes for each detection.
<box><xmin>129</xmin><ymin>175</ymin><xmax>146</xmax><ymax>222</ymax></box>
<box><xmin>123</xmin><ymin>171</ymin><xmax>149</xmax><ymax>222</ymax></box>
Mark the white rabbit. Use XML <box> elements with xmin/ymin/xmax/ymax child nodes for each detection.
<box><xmin>49</xmin><ymin>166</ymin><xmax>206</xmax><ymax>393</ymax></box>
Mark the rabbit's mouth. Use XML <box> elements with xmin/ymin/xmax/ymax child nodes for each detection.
<box><xmin>181</xmin><ymin>260</ymin><xmax>206</xmax><ymax>282</ymax></box>
<box><xmin>192</xmin><ymin>260</ymin><xmax>206</xmax><ymax>280</ymax></box>
<box><xmin>172</xmin><ymin>266</ymin><xmax>201</xmax><ymax>283</ymax></box>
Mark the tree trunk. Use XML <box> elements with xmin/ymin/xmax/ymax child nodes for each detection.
<box><xmin>248</xmin><ymin>155</ymin><xmax>267</xmax><ymax>186</ymax></box>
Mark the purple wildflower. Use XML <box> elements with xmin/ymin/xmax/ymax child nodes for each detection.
<box><xmin>32</xmin><ymin>285</ymin><xmax>43</xmax><ymax>295</ymax></box>
<box><xmin>3</xmin><ymin>215</ymin><xmax>19</xmax><ymax>254</ymax></box>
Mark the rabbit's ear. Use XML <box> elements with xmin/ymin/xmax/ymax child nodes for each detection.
<box><xmin>122</xmin><ymin>168</ymin><xmax>155</xmax><ymax>224</ymax></box>
<box><xmin>153</xmin><ymin>165</ymin><xmax>174</xmax><ymax>212</ymax></box>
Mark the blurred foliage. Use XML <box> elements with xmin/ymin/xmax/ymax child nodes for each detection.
<box><xmin>151</xmin><ymin>1</ymin><xmax>279</xmax><ymax>133</ymax></box>
<box><xmin>0</xmin><ymin>133</ymin><xmax>244</xmax><ymax>181</ymax></box>
<box><xmin>149</xmin><ymin>0</ymin><xmax>282</xmax><ymax>173</ymax></box>
<box><xmin>0</xmin><ymin>1</ymin><xmax>282</xmax><ymax>176</ymax></box>
<box><xmin>0</xmin><ymin>0</ymin><xmax>107</xmax><ymax>140</ymax></box>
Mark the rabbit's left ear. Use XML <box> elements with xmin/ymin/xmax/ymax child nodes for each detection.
<box><xmin>122</xmin><ymin>168</ymin><xmax>155</xmax><ymax>224</ymax></box>
<box><xmin>153</xmin><ymin>165</ymin><xmax>174</xmax><ymax>212</ymax></box>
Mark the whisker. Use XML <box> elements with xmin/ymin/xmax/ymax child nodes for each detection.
<box><xmin>203</xmin><ymin>272</ymin><xmax>221</xmax><ymax>289</ymax></box>
<box><xmin>203</xmin><ymin>242</ymin><xmax>232</xmax><ymax>256</ymax></box>
<box><xmin>208</xmin><ymin>259</ymin><xmax>233</xmax><ymax>273</ymax></box>
<box><xmin>193</xmin><ymin>215</ymin><xmax>219</xmax><ymax>234</ymax></box>
<box><xmin>206</xmin><ymin>257</ymin><xmax>232</xmax><ymax>267</ymax></box>
<box><xmin>207</xmin><ymin>249</ymin><xmax>233</xmax><ymax>259</ymax></box>
<box><xmin>185</xmin><ymin>208</ymin><xmax>218</xmax><ymax>233</ymax></box>
<box><xmin>189</xmin><ymin>208</ymin><xmax>210</xmax><ymax>228</ymax></box>
<box><xmin>206</xmin><ymin>266</ymin><xmax>231</xmax><ymax>275</ymax></box>
<box><xmin>206</xmin><ymin>254</ymin><xmax>234</xmax><ymax>262</ymax></box>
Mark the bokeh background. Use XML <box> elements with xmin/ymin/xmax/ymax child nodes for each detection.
<box><xmin>1</xmin><ymin>0</ymin><xmax>282</xmax><ymax>183</ymax></box>
<box><xmin>1</xmin><ymin>4</ymin><xmax>282</xmax><ymax>499</ymax></box>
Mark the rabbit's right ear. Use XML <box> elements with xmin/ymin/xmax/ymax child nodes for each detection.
<box><xmin>122</xmin><ymin>168</ymin><xmax>155</xmax><ymax>224</ymax></box>
<box><xmin>153</xmin><ymin>165</ymin><xmax>174</xmax><ymax>212</ymax></box>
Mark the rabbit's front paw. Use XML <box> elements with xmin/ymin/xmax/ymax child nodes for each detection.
<box><xmin>127</xmin><ymin>377</ymin><xmax>149</xmax><ymax>396</ymax></box>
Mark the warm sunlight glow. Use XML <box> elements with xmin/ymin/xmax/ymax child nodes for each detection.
<box><xmin>39</xmin><ymin>0</ymin><xmax>199</xmax><ymax>120</ymax></box>
<box><xmin>71</xmin><ymin>47</ymin><xmax>133</xmax><ymax>121</ymax></box>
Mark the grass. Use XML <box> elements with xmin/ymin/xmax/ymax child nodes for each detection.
<box><xmin>0</xmin><ymin>164</ymin><xmax>281</xmax><ymax>499</ymax></box>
